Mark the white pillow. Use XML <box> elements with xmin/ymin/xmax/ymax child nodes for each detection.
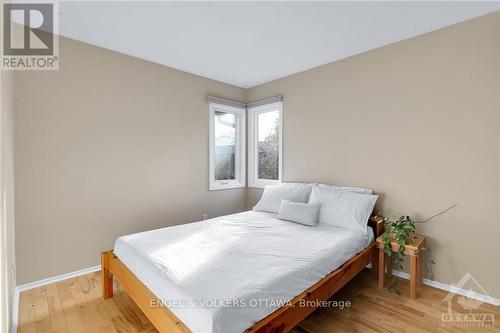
<box><xmin>308</xmin><ymin>186</ymin><xmax>378</xmax><ymax>234</ymax></box>
<box><xmin>316</xmin><ymin>183</ymin><xmax>373</xmax><ymax>194</ymax></box>
<box><xmin>253</xmin><ymin>183</ymin><xmax>313</xmax><ymax>214</ymax></box>
<box><xmin>278</xmin><ymin>200</ymin><xmax>321</xmax><ymax>227</ymax></box>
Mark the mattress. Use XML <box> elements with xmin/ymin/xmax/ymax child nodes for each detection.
<box><xmin>114</xmin><ymin>210</ymin><xmax>374</xmax><ymax>333</ymax></box>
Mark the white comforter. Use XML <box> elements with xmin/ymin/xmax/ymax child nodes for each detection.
<box><xmin>114</xmin><ymin>210</ymin><xmax>373</xmax><ymax>333</ymax></box>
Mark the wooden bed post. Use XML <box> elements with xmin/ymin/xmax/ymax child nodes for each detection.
<box><xmin>372</xmin><ymin>245</ymin><xmax>379</xmax><ymax>277</ymax></box>
<box><xmin>101</xmin><ymin>251</ymin><xmax>114</xmax><ymax>299</ymax></box>
<box><xmin>368</xmin><ymin>215</ymin><xmax>384</xmax><ymax>278</ymax></box>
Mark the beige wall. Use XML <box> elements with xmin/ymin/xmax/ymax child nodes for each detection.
<box><xmin>14</xmin><ymin>37</ymin><xmax>246</xmax><ymax>284</ymax></box>
<box><xmin>1</xmin><ymin>69</ymin><xmax>16</xmax><ymax>331</ymax></box>
<box><xmin>246</xmin><ymin>12</ymin><xmax>500</xmax><ymax>298</ymax></box>
<box><xmin>13</xmin><ymin>11</ymin><xmax>500</xmax><ymax>300</ymax></box>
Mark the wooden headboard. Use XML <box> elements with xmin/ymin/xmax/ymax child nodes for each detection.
<box><xmin>368</xmin><ymin>215</ymin><xmax>384</xmax><ymax>239</ymax></box>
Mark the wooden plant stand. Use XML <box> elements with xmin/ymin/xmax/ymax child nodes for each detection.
<box><xmin>376</xmin><ymin>234</ymin><xmax>425</xmax><ymax>299</ymax></box>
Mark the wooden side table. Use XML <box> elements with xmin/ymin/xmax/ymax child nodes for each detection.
<box><xmin>376</xmin><ymin>234</ymin><xmax>425</xmax><ymax>299</ymax></box>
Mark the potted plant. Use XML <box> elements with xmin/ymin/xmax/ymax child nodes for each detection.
<box><xmin>379</xmin><ymin>204</ymin><xmax>457</xmax><ymax>294</ymax></box>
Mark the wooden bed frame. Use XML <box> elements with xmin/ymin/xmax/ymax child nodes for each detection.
<box><xmin>101</xmin><ymin>215</ymin><xmax>384</xmax><ymax>333</ymax></box>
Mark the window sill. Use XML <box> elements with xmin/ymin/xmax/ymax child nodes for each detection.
<box><xmin>209</xmin><ymin>182</ymin><xmax>246</xmax><ymax>191</ymax></box>
<box><xmin>248</xmin><ymin>180</ymin><xmax>281</xmax><ymax>189</ymax></box>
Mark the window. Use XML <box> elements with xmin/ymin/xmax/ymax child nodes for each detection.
<box><xmin>209</xmin><ymin>102</ymin><xmax>245</xmax><ymax>190</ymax></box>
<box><xmin>248</xmin><ymin>101</ymin><xmax>282</xmax><ymax>188</ymax></box>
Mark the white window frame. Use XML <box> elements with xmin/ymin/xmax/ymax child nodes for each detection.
<box><xmin>248</xmin><ymin>101</ymin><xmax>283</xmax><ymax>188</ymax></box>
<box><xmin>209</xmin><ymin>102</ymin><xmax>246</xmax><ymax>190</ymax></box>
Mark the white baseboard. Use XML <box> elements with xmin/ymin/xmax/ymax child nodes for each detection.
<box><xmin>391</xmin><ymin>270</ymin><xmax>500</xmax><ymax>306</ymax></box>
<box><xmin>15</xmin><ymin>265</ymin><xmax>101</xmax><ymax>293</ymax></box>
<box><xmin>11</xmin><ymin>288</ymin><xmax>19</xmax><ymax>333</ymax></box>
<box><xmin>11</xmin><ymin>265</ymin><xmax>101</xmax><ymax>333</ymax></box>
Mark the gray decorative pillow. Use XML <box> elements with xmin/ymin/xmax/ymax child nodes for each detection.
<box><xmin>253</xmin><ymin>183</ymin><xmax>313</xmax><ymax>214</ymax></box>
<box><xmin>278</xmin><ymin>200</ymin><xmax>321</xmax><ymax>227</ymax></box>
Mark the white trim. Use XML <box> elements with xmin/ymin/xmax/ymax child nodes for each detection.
<box><xmin>208</xmin><ymin>102</ymin><xmax>246</xmax><ymax>191</ymax></box>
<box><xmin>11</xmin><ymin>265</ymin><xmax>101</xmax><ymax>333</ymax></box>
<box><xmin>206</xmin><ymin>96</ymin><xmax>245</xmax><ymax>108</ymax></box>
<box><xmin>246</xmin><ymin>96</ymin><xmax>283</xmax><ymax>108</ymax></box>
<box><xmin>16</xmin><ymin>265</ymin><xmax>101</xmax><ymax>292</ymax></box>
<box><xmin>248</xmin><ymin>101</ymin><xmax>283</xmax><ymax>188</ymax></box>
<box><xmin>11</xmin><ymin>288</ymin><xmax>19</xmax><ymax>333</ymax></box>
<box><xmin>390</xmin><ymin>270</ymin><xmax>500</xmax><ymax>306</ymax></box>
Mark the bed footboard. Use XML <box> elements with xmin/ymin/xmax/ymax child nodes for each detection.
<box><xmin>101</xmin><ymin>250</ymin><xmax>191</xmax><ymax>333</ymax></box>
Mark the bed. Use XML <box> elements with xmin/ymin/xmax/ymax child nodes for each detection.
<box><xmin>102</xmin><ymin>210</ymin><xmax>383</xmax><ymax>333</ymax></box>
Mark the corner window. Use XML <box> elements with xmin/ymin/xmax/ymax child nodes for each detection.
<box><xmin>209</xmin><ymin>102</ymin><xmax>246</xmax><ymax>190</ymax></box>
<box><xmin>248</xmin><ymin>101</ymin><xmax>282</xmax><ymax>188</ymax></box>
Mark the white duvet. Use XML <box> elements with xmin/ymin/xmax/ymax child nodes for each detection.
<box><xmin>114</xmin><ymin>210</ymin><xmax>373</xmax><ymax>333</ymax></box>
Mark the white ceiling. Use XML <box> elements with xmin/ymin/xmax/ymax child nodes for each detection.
<box><xmin>55</xmin><ymin>1</ymin><xmax>499</xmax><ymax>88</ymax></box>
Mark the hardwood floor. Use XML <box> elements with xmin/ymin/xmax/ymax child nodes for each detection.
<box><xmin>17</xmin><ymin>269</ymin><xmax>500</xmax><ymax>333</ymax></box>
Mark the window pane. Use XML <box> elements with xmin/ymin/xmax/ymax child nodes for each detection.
<box><xmin>214</xmin><ymin>111</ymin><xmax>236</xmax><ymax>180</ymax></box>
<box><xmin>257</xmin><ymin>110</ymin><xmax>279</xmax><ymax>180</ymax></box>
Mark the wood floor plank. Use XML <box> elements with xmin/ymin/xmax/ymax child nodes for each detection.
<box><xmin>46</xmin><ymin>283</ymin><xmax>69</xmax><ymax>333</ymax></box>
<box><xmin>33</xmin><ymin>286</ymin><xmax>52</xmax><ymax>333</ymax></box>
<box><xmin>17</xmin><ymin>269</ymin><xmax>500</xmax><ymax>333</ymax></box>
<box><xmin>19</xmin><ymin>289</ymin><xmax>37</xmax><ymax>333</ymax></box>
<box><xmin>111</xmin><ymin>315</ymin><xmax>136</xmax><ymax>333</ymax></box>
<box><xmin>91</xmin><ymin>272</ymin><xmax>103</xmax><ymax>299</ymax></box>
<box><xmin>55</xmin><ymin>280</ymin><xmax>87</xmax><ymax>333</ymax></box>
<box><xmin>47</xmin><ymin>294</ymin><xmax>68</xmax><ymax>333</ymax></box>
<box><xmin>111</xmin><ymin>291</ymin><xmax>146</xmax><ymax>332</ymax></box>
